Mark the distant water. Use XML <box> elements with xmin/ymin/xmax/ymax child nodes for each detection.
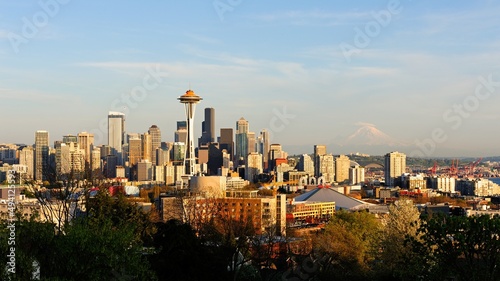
<box><xmin>489</xmin><ymin>178</ymin><xmax>500</xmax><ymax>185</ymax></box>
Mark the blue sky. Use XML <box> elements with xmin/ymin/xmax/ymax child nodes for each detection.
<box><xmin>1</xmin><ymin>0</ymin><xmax>499</xmax><ymax>157</ymax></box>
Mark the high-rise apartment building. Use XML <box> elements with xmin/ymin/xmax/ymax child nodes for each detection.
<box><xmin>35</xmin><ymin>130</ymin><xmax>49</xmax><ymax>181</ymax></box>
<box><xmin>56</xmin><ymin>142</ymin><xmax>85</xmax><ymax>177</ymax></box>
<box><xmin>298</xmin><ymin>154</ymin><xmax>315</xmax><ymax>176</ymax></box>
<box><xmin>384</xmin><ymin>151</ymin><xmax>407</xmax><ymax>187</ymax></box>
<box><xmin>128</xmin><ymin>137</ymin><xmax>142</xmax><ymax>166</ymax></box>
<box><xmin>148</xmin><ymin>125</ymin><xmax>161</xmax><ymax>165</ymax></box>
<box><xmin>246</xmin><ymin>152</ymin><xmax>263</xmax><ymax>182</ymax></box>
<box><xmin>0</xmin><ymin>144</ymin><xmax>17</xmax><ymax>164</ymax></box>
<box><xmin>268</xmin><ymin>144</ymin><xmax>286</xmax><ymax>171</ymax></box>
<box><xmin>19</xmin><ymin>146</ymin><xmax>34</xmax><ymax>180</ymax></box>
<box><xmin>137</xmin><ymin>160</ymin><xmax>153</xmax><ymax>181</ymax></box>
<box><xmin>335</xmin><ymin>155</ymin><xmax>350</xmax><ymax>183</ymax></box>
<box><xmin>314</xmin><ymin>145</ymin><xmax>327</xmax><ymax>177</ymax></box>
<box><xmin>91</xmin><ymin>147</ymin><xmax>101</xmax><ymax>176</ymax></box>
<box><xmin>349</xmin><ymin>165</ymin><xmax>365</xmax><ymax>185</ymax></box>
<box><xmin>156</xmin><ymin>147</ymin><xmax>170</xmax><ymax>166</ymax></box>
<box><xmin>319</xmin><ymin>154</ymin><xmax>335</xmax><ymax>183</ymax></box>
<box><xmin>235</xmin><ymin>117</ymin><xmax>249</xmax><ymax>162</ymax></box>
<box><xmin>108</xmin><ymin>112</ymin><xmax>125</xmax><ymax>163</ymax></box>
<box><xmin>78</xmin><ymin>132</ymin><xmax>94</xmax><ymax>168</ymax></box>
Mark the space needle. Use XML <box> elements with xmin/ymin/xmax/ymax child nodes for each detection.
<box><xmin>178</xmin><ymin>89</ymin><xmax>202</xmax><ymax>176</ymax></box>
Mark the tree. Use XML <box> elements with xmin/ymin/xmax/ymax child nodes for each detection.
<box><xmin>149</xmin><ymin>219</ymin><xmax>234</xmax><ymax>281</ymax></box>
<box><xmin>0</xmin><ymin>212</ymin><xmax>54</xmax><ymax>281</ymax></box>
<box><xmin>313</xmin><ymin>210</ymin><xmax>382</xmax><ymax>280</ymax></box>
<box><xmin>0</xmin><ymin>187</ymin><xmax>157</xmax><ymax>281</ymax></box>
<box><xmin>378</xmin><ymin>199</ymin><xmax>422</xmax><ymax>279</ymax></box>
<box><xmin>406</xmin><ymin>214</ymin><xmax>500</xmax><ymax>281</ymax></box>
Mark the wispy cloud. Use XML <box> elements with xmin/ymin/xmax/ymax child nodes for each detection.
<box><xmin>346</xmin><ymin>66</ymin><xmax>398</xmax><ymax>77</ymax></box>
<box><xmin>250</xmin><ymin>10</ymin><xmax>370</xmax><ymax>22</ymax></box>
<box><xmin>419</xmin><ymin>7</ymin><xmax>500</xmax><ymax>35</ymax></box>
<box><xmin>0</xmin><ymin>88</ymin><xmax>79</xmax><ymax>103</ymax></box>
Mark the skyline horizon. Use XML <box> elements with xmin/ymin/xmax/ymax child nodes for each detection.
<box><xmin>1</xmin><ymin>112</ymin><xmax>499</xmax><ymax>159</ymax></box>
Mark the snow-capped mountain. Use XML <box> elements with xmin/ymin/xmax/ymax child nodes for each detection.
<box><xmin>345</xmin><ymin>124</ymin><xmax>402</xmax><ymax>146</ymax></box>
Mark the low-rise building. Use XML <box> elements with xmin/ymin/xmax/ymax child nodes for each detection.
<box><xmin>456</xmin><ymin>178</ymin><xmax>500</xmax><ymax>196</ymax></box>
<box><xmin>160</xmin><ymin>192</ymin><xmax>286</xmax><ymax>235</ymax></box>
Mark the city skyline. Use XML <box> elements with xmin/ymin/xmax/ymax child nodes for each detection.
<box><xmin>1</xmin><ymin>1</ymin><xmax>500</xmax><ymax>157</ymax></box>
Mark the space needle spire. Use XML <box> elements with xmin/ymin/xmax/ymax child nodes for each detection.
<box><xmin>178</xmin><ymin>89</ymin><xmax>202</xmax><ymax>176</ymax></box>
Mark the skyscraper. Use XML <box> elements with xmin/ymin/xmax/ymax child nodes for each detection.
<box><xmin>91</xmin><ymin>147</ymin><xmax>101</xmax><ymax>176</ymax></box>
<box><xmin>78</xmin><ymin>132</ymin><xmax>94</xmax><ymax>168</ymax></box>
<box><xmin>235</xmin><ymin>117</ymin><xmax>249</xmax><ymax>162</ymax></box>
<box><xmin>35</xmin><ymin>130</ymin><xmax>49</xmax><ymax>181</ymax></box>
<box><xmin>349</xmin><ymin>165</ymin><xmax>365</xmax><ymax>185</ymax></box>
<box><xmin>268</xmin><ymin>143</ymin><xmax>285</xmax><ymax>171</ymax></box>
<box><xmin>298</xmin><ymin>154</ymin><xmax>315</xmax><ymax>176</ymax></box>
<box><xmin>108</xmin><ymin>112</ymin><xmax>125</xmax><ymax>163</ymax></box>
<box><xmin>141</xmin><ymin>132</ymin><xmax>152</xmax><ymax>163</ymax></box>
<box><xmin>319</xmin><ymin>154</ymin><xmax>335</xmax><ymax>183</ymax></box>
<box><xmin>246</xmin><ymin>152</ymin><xmax>263</xmax><ymax>182</ymax></box>
<box><xmin>384</xmin><ymin>151</ymin><xmax>407</xmax><ymax>187</ymax></box>
<box><xmin>174</xmin><ymin>121</ymin><xmax>187</xmax><ymax>144</ymax></box>
<box><xmin>178</xmin><ymin>89</ymin><xmax>202</xmax><ymax>176</ymax></box>
<box><xmin>247</xmin><ymin>132</ymin><xmax>256</xmax><ymax>154</ymax></box>
<box><xmin>335</xmin><ymin>155</ymin><xmax>350</xmax><ymax>183</ymax></box>
<box><xmin>207</xmin><ymin>143</ymin><xmax>223</xmax><ymax>176</ymax></box>
<box><xmin>219</xmin><ymin>128</ymin><xmax>233</xmax><ymax>160</ymax></box>
<box><xmin>199</xmin><ymin>107</ymin><xmax>215</xmax><ymax>146</ymax></box>
<box><xmin>19</xmin><ymin>146</ymin><xmax>34</xmax><ymax>180</ymax></box>
<box><xmin>148</xmin><ymin>125</ymin><xmax>161</xmax><ymax>165</ymax></box>
<box><xmin>314</xmin><ymin>145</ymin><xmax>327</xmax><ymax>177</ymax></box>
<box><xmin>258</xmin><ymin>129</ymin><xmax>270</xmax><ymax>170</ymax></box>
<box><xmin>128</xmin><ymin>137</ymin><xmax>142</xmax><ymax>166</ymax></box>
<box><xmin>56</xmin><ymin>142</ymin><xmax>85</xmax><ymax>178</ymax></box>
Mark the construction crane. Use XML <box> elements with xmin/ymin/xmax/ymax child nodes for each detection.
<box><xmin>430</xmin><ymin>161</ymin><xmax>438</xmax><ymax>176</ymax></box>
<box><xmin>468</xmin><ymin>157</ymin><xmax>483</xmax><ymax>177</ymax></box>
<box><xmin>449</xmin><ymin>159</ymin><xmax>458</xmax><ymax>176</ymax></box>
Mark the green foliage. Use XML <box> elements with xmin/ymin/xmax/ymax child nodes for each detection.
<box><xmin>0</xmin><ymin>214</ymin><xmax>55</xmax><ymax>281</ymax></box>
<box><xmin>84</xmin><ymin>187</ymin><xmax>156</xmax><ymax>243</ymax></box>
<box><xmin>40</xmin><ymin>216</ymin><xmax>155</xmax><ymax>281</ymax></box>
<box><xmin>0</xmin><ymin>189</ymin><xmax>156</xmax><ymax>281</ymax></box>
<box><xmin>406</xmin><ymin>214</ymin><xmax>500</xmax><ymax>281</ymax></box>
<box><xmin>378</xmin><ymin>200</ymin><xmax>422</xmax><ymax>279</ymax></box>
<box><xmin>314</xmin><ymin>210</ymin><xmax>382</xmax><ymax>280</ymax></box>
<box><xmin>149</xmin><ymin>219</ymin><xmax>234</xmax><ymax>281</ymax></box>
